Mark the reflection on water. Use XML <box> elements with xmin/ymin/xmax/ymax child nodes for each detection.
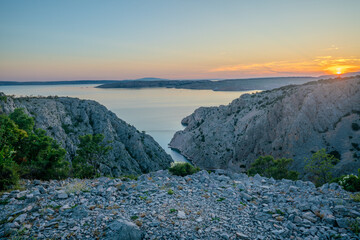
<box><xmin>0</xmin><ymin>84</ymin><xmax>259</xmax><ymax>162</ymax></box>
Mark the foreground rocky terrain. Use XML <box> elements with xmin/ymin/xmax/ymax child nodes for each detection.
<box><xmin>0</xmin><ymin>93</ymin><xmax>172</xmax><ymax>176</ymax></box>
<box><xmin>170</xmin><ymin>76</ymin><xmax>360</xmax><ymax>176</ymax></box>
<box><xmin>1</xmin><ymin>170</ymin><xmax>359</xmax><ymax>239</ymax></box>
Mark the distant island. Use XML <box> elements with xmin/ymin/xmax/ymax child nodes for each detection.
<box><xmin>2</xmin><ymin>72</ymin><xmax>359</xmax><ymax>91</ymax></box>
<box><xmin>97</xmin><ymin>77</ymin><xmax>320</xmax><ymax>91</ymax></box>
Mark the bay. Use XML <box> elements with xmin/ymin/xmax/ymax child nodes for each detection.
<box><xmin>0</xmin><ymin>84</ymin><xmax>258</xmax><ymax>162</ymax></box>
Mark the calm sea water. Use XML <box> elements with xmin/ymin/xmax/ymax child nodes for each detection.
<box><xmin>0</xmin><ymin>85</ymin><xmax>258</xmax><ymax>162</ymax></box>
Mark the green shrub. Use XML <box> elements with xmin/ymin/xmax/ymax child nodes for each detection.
<box><xmin>168</xmin><ymin>162</ymin><xmax>200</xmax><ymax>177</ymax></box>
<box><xmin>0</xmin><ymin>109</ymin><xmax>69</xmax><ymax>185</ymax></box>
<box><xmin>9</xmin><ymin>108</ymin><xmax>34</xmax><ymax>133</ymax></box>
<box><xmin>247</xmin><ymin>155</ymin><xmax>298</xmax><ymax>180</ymax></box>
<box><xmin>72</xmin><ymin>134</ymin><xmax>112</xmax><ymax>178</ymax></box>
<box><xmin>332</xmin><ymin>168</ymin><xmax>360</xmax><ymax>192</ymax></box>
<box><xmin>0</xmin><ymin>147</ymin><xmax>19</xmax><ymax>191</ymax></box>
<box><xmin>305</xmin><ymin>149</ymin><xmax>339</xmax><ymax>187</ymax></box>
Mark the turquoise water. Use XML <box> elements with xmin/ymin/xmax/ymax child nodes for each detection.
<box><xmin>0</xmin><ymin>85</ymin><xmax>258</xmax><ymax>161</ymax></box>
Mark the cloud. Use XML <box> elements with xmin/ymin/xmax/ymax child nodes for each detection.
<box><xmin>324</xmin><ymin>45</ymin><xmax>339</xmax><ymax>51</ymax></box>
<box><xmin>210</xmin><ymin>56</ymin><xmax>360</xmax><ymax>75</ymax></box>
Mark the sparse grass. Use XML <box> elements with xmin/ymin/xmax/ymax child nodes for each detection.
<box><xmin>351</xmin><ymin>193</ymin><xmax>360</xmax><ymax>202</ymax></box>
<box><xmin>211</xmin><ymin>217</ymin><xmax>220</xmax><ymax>221</ymax></box>
<box><xmin>275</xmin><ymin>209</ymin><xmax>285</xmax><ymax>215</ymax></box>
<box><xmin>130</xmin><ymin>215</ymin><xmax>138</xmax><ymax>220</ymax></box>
<box><xmin>64</xmin><ymin>180</ymin><xmax>88</xmax><ymax>194</ymax></box>
<box><xmin>349</xmin><ymin>217</ymin><xmax>360</xmax><ymax>235</ymax></box>
<box><xmin>167</xmin><ymin>189</ymin><xmax>174</xmax><ymax>195</ymax></box>
<box><xmin>139</xmin><ymin>196</ymin><xmax>147</xmax><ymax>200</ymax></box>
<box><xmin>121</xmin><ymin>175</ymin><xmax>138</xmax><ymax>181</ymax></box>
<box><xmin>169</xmin><ymin>209</ymin><xmax>177</xmax><ymax>213</ymax></box>
<box><xmin>217</xmin><ymin>197</ymin><xmax>226</xmax><ymax>202</ymax></box>
<box><xmin>239</xmin><ymin>201</ymin><xmax>246</xmax><ymax>206</ymax></box>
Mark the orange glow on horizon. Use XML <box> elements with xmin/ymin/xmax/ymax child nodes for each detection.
<box><xmin>210</xmin><ymin>56</ymin><xmax>360</xmax><ymax>77</ymax></box>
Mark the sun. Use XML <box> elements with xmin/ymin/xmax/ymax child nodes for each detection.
<box><xmin>336</xmin><ymin>68</ymin><xmax>342</xmax><ymax>75</ymax></box>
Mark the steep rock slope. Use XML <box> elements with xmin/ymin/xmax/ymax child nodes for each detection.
<box><xmin>170</xmin><ymin>77</ymin><xmax>360</xmax><ymax>176</ymax></box>
<box><xmin>0</xmin><ymin>94</ymin><xmax>172</xmax><ymax>176</ymax></box>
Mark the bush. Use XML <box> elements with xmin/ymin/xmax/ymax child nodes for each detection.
<box><xmin>332</xmin><ymin>168</ymin><xmax>360</xmax><ymax>192</ymax></box>
<box><xmin>0</xmin><ymin>147</ymin><xmax>19</xmax><ymax>191</ymax></box>
<box><xmin>337</xmin><ymin>174</ymin><xmax>360</xmax><ymax>192</ymax></box>
<box><xmin>247</xmin><ymin>155</ymin><xmax>298</xmax><ymax>180</ymax></box>
<box><xmin>169</xmin><ymin>162</ymin><xmax>200</xmax><ymax>177</ymax></box>
<box><xmin>305</xmin><ymin>149</ymin><xmax>339</xmax><ymax>187</ymax></box>
<box><xmin>72</xmin><ymin>134</ymin><xmax>112</xmax><ymax>178</ymax></box>
<box><xmin>0</xmin><ymin>109</ymin><xmax>69</xmax><ymax>188</ymax></box>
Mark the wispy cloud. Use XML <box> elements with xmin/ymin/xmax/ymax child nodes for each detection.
<box><xmin>210</xmin><ymin>56</ymin><xmax>360</xmax><ymax>75</ymax></box>
<box><xmin>324</xmin><ymin>45</ymin><xmax>339</xmax><ymax>51</ymax></box>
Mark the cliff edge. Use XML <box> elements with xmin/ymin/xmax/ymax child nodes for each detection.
<box><xmin>0</xmin><ymin>94</ymin><xmax>173</xmax><ymax>176</ymax></box>
<box><xmin>170</xmin><ymin>76</ymin><xmax>360</xmax><ymax>176</ymax></box>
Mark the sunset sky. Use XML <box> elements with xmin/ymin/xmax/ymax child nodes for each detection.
<box><xmin>1</xmin><ymin>0</ymin><xmax>360</xmax><ymax>81</ymax></box>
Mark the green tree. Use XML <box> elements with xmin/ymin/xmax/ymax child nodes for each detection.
<box><xmin>19</xmin><ymin>128</ymin><xmax>68</xmax><ymax>180</ymax></box>
<box><xmin>0</xmin><ymin>146</ymin><xmax>19</xmax><ymax>191</ymax></box>
<box><xmin>248</xmin><ymin>155</ymin><xmax>298</xmax><ymax>180</ymax></box>
<box><xmin>9</xmin><ymin>108</ymin><xmax>34</xmax><ymax>133</ymax></box>
<box><xmin>0</xmin><ymin>110</ymin><xmax>69</xmax><ymax>190</ymax></box>
<box><xmin>305</xmin><ymin>149</ymin><xmax>339</xmax><ymax>187</ymax></box>
<box><xmin>73</xmin><ymin>134</ymin><xmax>112</xmax><ymax>178</ymax></box>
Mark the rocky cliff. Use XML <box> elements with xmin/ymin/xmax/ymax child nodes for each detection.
<box><xmin>170</xmin><ymin>76</ymin><xmax>360</xmax><ymax>176</ymax></box>
<box><xmin>0</xmin><ymin>93</ymin><xmax>173</xmax><ymax>176</ymax></box>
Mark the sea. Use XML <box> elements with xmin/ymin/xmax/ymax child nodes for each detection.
<box><xmin>0</xmin><ymin>84</ymin><xmax>258</xmax><ymax>162</ymax></box>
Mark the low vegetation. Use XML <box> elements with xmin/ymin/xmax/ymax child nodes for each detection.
<box><xmin>72</xmin><ymin>134</ymin><xmax>112</xmax><ymax>179</ymax></box>
<box><xmin>0</xmin><ymin>109</ymin><xmax>69</xmax><ymax>190</ymax></box>
<box><xmin>305</xmin><ymin>149</ymin><xmax>339</xmax><ymax>187</ymax></box>
<box><xmin>168</xmin><ymin>162</ymin><xmax>200</xmax><ymax>177</ymax></box>
<box><xmin>0</xmin><ymin>108</ymin><xmax>114</xmax><ymax>190</ymax></box>
<box><xmin>247</xmin><ymin>155</ymin><xmax>298</xmax><ymax>180</ymax></box>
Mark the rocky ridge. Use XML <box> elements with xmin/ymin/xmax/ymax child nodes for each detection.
<box><xmin>170</xmin><ymin>77</ymin><xmax>360</xmax><ymax>176</ymax></box>
<box><xmin>1</xmin><ymin>170</ymin><xmax>359</xmax><ymax>239</ymax></box>
<box><xmin>0</xmin><ymin>93</ymin><xmax>172</xmax><ymax>176</ymax></box>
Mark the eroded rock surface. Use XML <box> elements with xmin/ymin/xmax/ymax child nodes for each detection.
<box><xmin>0</xmin><ymin>94</ymin><xmax>172</xmax><ymax>176</ymax></box>
<box><xmin>170</xmin><ymin>77</ymin><xmax>360</xmax><ymax>176</ymax></box>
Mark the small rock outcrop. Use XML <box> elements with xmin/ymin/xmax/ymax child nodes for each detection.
<box><xmin>170</xmin><ymin>77</ymin><xmax>360</xmax><ymax>176</ymax></box>
<box><xmin>0</xmin><ymin>171</ymin><xmax>358</xmax><ymax>239</ymax></box>
<box><xmin>0</xmin><ymin>93</ymin><xmax>172</xmax><ymax>176</ymax></box>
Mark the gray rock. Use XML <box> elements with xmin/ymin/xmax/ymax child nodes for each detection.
<box><xmin>106</xmin><ymin>219</ymin><xmax>143</xmax><ymax>240</ymax></box>
<box><xmin>0</xmin><ymin>93</ymin><xmax>173</xmax><ymax>176</ymax></box>
<box><xmin>58</xmin><ymin>193</ymin><xmax>68</xmax><ymax>199</ymax></box>
<box><xmin>240</xmin><ymin>192</ymin><xmax>253</xmax><ymax>201</ymax></box>
<box><xmin>169</xmin><ymin>77</ymin><xmax>360</xmax><ymax>176</ymax></box>
<box><xmin>336</xmin><ymin>218</ymin><xmax>349</xmax><ymax>228</ymax></box>
<box><xmin>177</xmin><ymin>211</ymin><xmax>186</xmax><ymax>219</ymax></box>
<box><xmin>14</xmin><ymin>213</ymin><xmax>27</xmax><ymax>223</ymax></box>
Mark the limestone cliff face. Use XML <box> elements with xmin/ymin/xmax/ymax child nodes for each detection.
<box><xmin>170</xmin><ymin>77</ymin><xmax>360</xmax><ymax>176</ymax></box>
<box><xmin>0</xmin><ymin>94</ymin><xmax>173</xmax><ymax>176</ymax></box>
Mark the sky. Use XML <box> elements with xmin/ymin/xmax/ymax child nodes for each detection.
<box><xmin>0</xmin><ymin>0</ymin><xmax>360</xmax><ymax>81</ymax></box>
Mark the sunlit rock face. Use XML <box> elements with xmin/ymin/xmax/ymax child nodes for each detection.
<box><xmin>170</xmin><ymin>76</ymin><xmax>360</xmax><ymax>176</ymax></box>
<box><xmin>0</xmin><ymin>93</ymin><xmax>173</xmax><ymax>176</ymax></box>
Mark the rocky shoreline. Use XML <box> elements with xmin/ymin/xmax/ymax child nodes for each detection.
<box><xmin>1</xmin><ymin>170</ymin><xmax>359</xmax><ymax>239</ymax></box>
